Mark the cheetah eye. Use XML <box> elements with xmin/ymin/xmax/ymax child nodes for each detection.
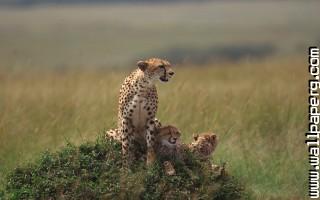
<box><xmin>158</xmin><ymin>65</ymin><xmax>165</xmax><ymax>69</ymax></box>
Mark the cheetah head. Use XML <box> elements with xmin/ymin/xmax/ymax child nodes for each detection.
<box><xmin>137</xmin><ymin>58</ymin><xmax>174</xmax><ymax>82</ymax></box>
<box><xmin>157</xmin><ymin>125</ymin><xmax>181</xmax><ymax>148</ymax></box>
<box><xmin>191</xmin><ymin>133</ymin><xmax>218</xmax><ymax>160</ymax></box>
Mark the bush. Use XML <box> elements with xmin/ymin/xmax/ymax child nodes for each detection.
<box><xmin>3</xmin><ymin>134</ymin><xmax>248</xmax><ymax>200</ymax></box>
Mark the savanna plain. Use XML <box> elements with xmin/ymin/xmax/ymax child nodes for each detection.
<box><xmin>0</xmin><ymin>1</ymin><xmax>314</xmax><ymax>199</ymax></box>
<box><xmin>0</xmin><ymin>58</ymin><xmax>307</xmax><ymax>199</ymax></box>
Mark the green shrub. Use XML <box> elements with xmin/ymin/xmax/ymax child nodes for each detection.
<box><xmin>3</xmin><ymin>135</ymin><xmax>248</xmax><ymax>200</ymax></box>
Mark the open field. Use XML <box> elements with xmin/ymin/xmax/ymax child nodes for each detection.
<box><xmin>0</xmin><ymin>0</ymin><xmax>312</xmax><ymax>198</ymax></box>
<box><xmin>0</xmin><ymin>1</ymin><xmax>319</xmax><ymax>69</ymax></box>
<box><xmin>0</xmin><ymin>57</ymin><xmax>307</xmax><ymax>199</ymax></box>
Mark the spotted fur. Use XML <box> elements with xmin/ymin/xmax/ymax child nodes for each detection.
<box><xmin>105</xmin><ymin>126</ymin><xmax>218</xmax><ymax>174</ymax></box>
<box><xmin>155</xmin><ymin>130</ymin><xmax>218</xmax><ymax>162</ymax></box>
<box><xmin>154</xmin><ymin>125</ymin><xmax>181</xmax><ymax>159</ymax></box>
<box><xmin>117</xmin><ymin>58</ymin><xmax>174</xmax><ymax>167</ymax></box>
<box><xmin>155</xmin><ymin>128</ymin><xmax>218</xmax><ymax>175</ymax></box>
<box><xmin>163</xmin><ymin>161</ymin><xmax>176</xmax><ymax>176</ymax></box>
<box><xmin>105</xmin><ymin>119</ymin><xmax>162</xmax><ymax>143</ymax></box>
<box><xmin>189</xmin><ymin>133</ymin><xmax>218</xmax><ymax>161</ymax></box>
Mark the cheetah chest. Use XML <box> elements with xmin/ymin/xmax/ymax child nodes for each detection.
<box><xmin>130</xmin><ymin>95</ymin><xmax>152</xmax><ymax>135</ymax></box>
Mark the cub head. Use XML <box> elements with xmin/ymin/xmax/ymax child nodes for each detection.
<box><xmin>137</xmin><ymin>58</ymin><xmax>174</xmax><ymax>82</ymax></box>
<box><xmin>191</xmin><ymin>133</ymin><xmax>218</xmax><ymax>160</ymax></box>
<box><xmin>156</xmin><ymin>125</ymin><xmax>181</xmax><ymax>148</ymax></box>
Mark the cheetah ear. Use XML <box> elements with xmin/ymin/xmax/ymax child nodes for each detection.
<box><xmin>193</xmin><ymin>134</ymin><xmax>199</xmax><ymax>141</ymax></box>
<box><xmin>137</xmin><ymin>60</ymin><xmax>148</xmax><ymax>71</ymax></box>
<box><xmin>211</xmin><ymin>135</ymin><xmax>217</xmax><ymax>142</ymax></box>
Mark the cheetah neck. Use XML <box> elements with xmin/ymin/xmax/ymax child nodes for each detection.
<box><xmin>134</xmin><ymin>69</ymin><xmax>155</xmax><ymax>88</ymax></box>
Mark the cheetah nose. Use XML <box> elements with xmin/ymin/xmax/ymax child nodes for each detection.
<box><xmin>168</xmin><ymin>71</ymin><xmax>174</xmax><ymax>76</ymax></box>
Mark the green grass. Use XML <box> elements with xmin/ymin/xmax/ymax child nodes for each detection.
<box><xmin>0</xmin><ymin>57</ymin><xmax>307</xmax><ymax>199</ymax></box>
<box><xmin>2</xmin><ymin>136</ymin><xmax>247</xmax><ymax>199</ymax></box>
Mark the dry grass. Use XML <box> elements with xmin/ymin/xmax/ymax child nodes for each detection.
<box><xmin>0</xmin><ymin>57</ymin><xmax>307</xmax><ymax>199</ymax></box>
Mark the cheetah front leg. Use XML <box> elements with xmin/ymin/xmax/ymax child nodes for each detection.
<box><xmin>145</xmin><ymin>118</ymin><xmax>159</xmax><ymax>166</ymax></box>
<box><xmin>137</xmin><ymin>118</ymin><xmax>161</xmax><ymax>164</ymax></box>
<box><xmin>120</xmin><ymin>118</ymin><xmax>134</xmax><ymax>168</ymax></box>
<box><xmin>154</xmin><ymin>118</ymin><xmax>162</xmax><ymax>130</ymax></box>
<box><xmin>163</xmin><ymin>161</ymin><xmax>176</xmax><ymax>176</ymax></box>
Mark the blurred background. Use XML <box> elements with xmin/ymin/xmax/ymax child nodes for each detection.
<box><xmin>0</xmin><ymin>0</ymin><xmax>319</xmax><ymax>69</ymax></box>
<box><xmin>0</xmin><ymin>0</ymin><xmax>316</xmax><ymax>199</ymax></box>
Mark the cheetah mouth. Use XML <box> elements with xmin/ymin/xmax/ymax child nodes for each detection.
<box><xmin>160</xmin><ymin>76</ymin><xmax>169</xmax><ymax>82</ymax></box>
<box><xmin>169</xmin><ymin>138</ymin><xmax>177</xmax><ymax>144</ymax></box>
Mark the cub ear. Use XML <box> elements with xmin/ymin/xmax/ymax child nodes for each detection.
<box><xmin>137</xmin><ymin>60</ymin><xmax>148</xmax><ymax>71</ymax></box>
<box><xmin>210</xmin><ymin>135</ymin><xmax>217</xmax><ymax>143</ymax></box>
<box><xmin>193</xmin><ymin>134</ymin><xmax>199</xmax><ymax>141</ymax></box>
<box><xmin>176</xmin><ymin>129</ymin><xmax>182</xmax><ymax>136</ymax></box>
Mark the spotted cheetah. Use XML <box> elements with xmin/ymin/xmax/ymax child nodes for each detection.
<box><xmin>189</xmin><ymin>133</ymin><xmax>218</xmax><ymax>161</ymax></box>
<box><xmin>106</xmin><ymin>127</ymin><xmax>218</xmax><ymax>163</ymax></box>
<box><xmin>105</xmin><ymin>123</ymin><xmax>177</xmax><ymax>162</ymax></box>
<box><xmin>117</xmin><ymin>58</ymin><xmax>174</xmax><ymax>167</ymax></box>
<box><xmin>154</xmin><ymin>125</ymin><xmax>181</xmax><ymax>159</ymax></box>
<box><xmin>155</xmin><ymin>130</ymin><xmax>218</xmax><ymax>162</ymax></box>
<box><xmin>105</xmin><ymin>119</ymin><xmax>162</xmax><ymax>142</ymax></box>
<box><xmin>106</xmin><ymin>125</ymin><xmax>218</xmax><ymax>175</ymax></box>
<box><xmin>155</xmin><ymin>128</ymin><xmax>218</xmax><ymax>175</ymax></box>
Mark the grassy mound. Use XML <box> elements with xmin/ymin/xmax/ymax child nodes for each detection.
<box><xmin>2</xmin><ymin>135</ymin><xmax>248</xmax><ymax>200</ymax></box>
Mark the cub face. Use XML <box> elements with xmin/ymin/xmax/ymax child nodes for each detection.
<box><xmin>137</xmin><ymin>58</ymin><xmax>174</xmax><ymax>82</ymax></box>
<box><xmin>191</xmin><ymin>133</ymin><xmax>218</xmax><ymax>160</ymax></box>
<box><xmin>156</xmin><ymin>125</ymin><xmax>181</xmax><ymax>148</ymax></box>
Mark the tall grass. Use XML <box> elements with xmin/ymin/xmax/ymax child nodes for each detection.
<box><xmin>0</xmin><ymin>57</ymin><xmax>307</xmax><ymax>199</ymax></box>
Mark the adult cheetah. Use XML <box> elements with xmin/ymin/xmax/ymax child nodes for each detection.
<box><xmin>117</xmin><ymin>58</ymin><xmax>174</xmax><ymax>167</ymax></box>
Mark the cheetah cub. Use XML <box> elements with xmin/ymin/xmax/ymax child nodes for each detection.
<box><xmin>105</xmin><ymin>125</ymin><xmax>218</xmax><ymax>175</ymax></box>
<box><xmin>155</xmin><ymin>126</ymin><xmax>218</xmax><ymax>175</ymax></box>
<box><xmin>154</xmin><ymin>125</ymin><xmax>181</xmax><ymax>159</ymax></box>
<box><xmin>189</xmin><ymin>133</ymin><xmax>218</xmax><ymax>161</ymax></box>
<box><xmin>155</xmin><ymin>128</ymin><xmax>218</xmax><ymax>162</ymax></box>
